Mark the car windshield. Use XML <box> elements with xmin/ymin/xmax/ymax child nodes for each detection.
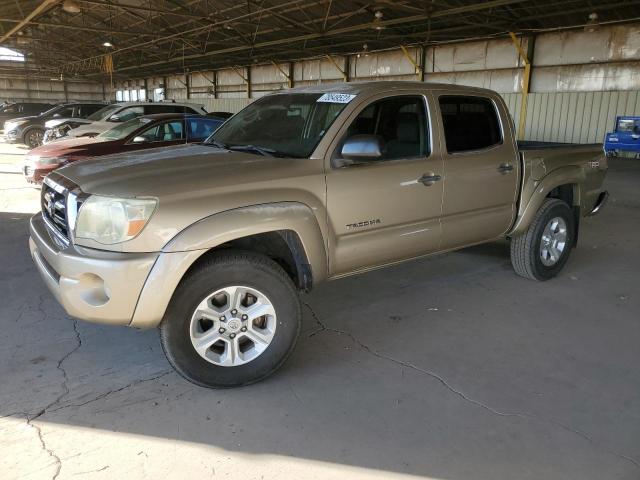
<box><xmin>98</xmin><ymin>117</ymin><xmax>153</xmax><ymax>140</ymax></box>
<box><xmin>87</xmin><ymin>105</ymin><xmax>120</xmax><ymax>121</ymax></box>
<box><xmin>617</xmin><ymin>119</ymin><xmax>638</xmax><ymax>133</ymax></box>
<box><xmin>207</xmin><ymin>92</ymin><xmax>353</xmax><ymax>158</ymax></box>
<box><xmin>39</xmin><ymin>105</ymin><xmax>63</xmax><ymax>117</ymax></box>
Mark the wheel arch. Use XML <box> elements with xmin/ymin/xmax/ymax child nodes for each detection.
<box><xmin>510</xmin><ymin>167</ymin><xmax>583</xmax><ymax>236</ymax></box>
<box><xmin>130</xmin><ymin>202</ymin><xmax>327</xmax><ymax>329</ymax></box>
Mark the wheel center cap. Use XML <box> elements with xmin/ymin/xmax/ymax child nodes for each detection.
<box><xmin>227</xmin><ymin>319</ymin><xmax>242</xmax><ymax>332</ymax></box>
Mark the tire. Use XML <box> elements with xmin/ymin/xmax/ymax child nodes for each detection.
<box><xmin>159</xmin><ymin>250</ymin><xmax>301</xmax><ymax>388</ymax></box>
<box><xmin>23</xmin><ymin>128</ymin><xmax>44</xmax><ymax>148</ymax></box>
<box><xmin>510</xmin><ymin>198</ymin><xmax>575</xmax><ymax>281</ymax></box>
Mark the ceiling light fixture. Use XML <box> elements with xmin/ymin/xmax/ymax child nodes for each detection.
<box><xmin>584</xmin><ymin>12</ymin><xmax>600</xmax><ymax>33</ymax></box>
<box><xmin>102</xmin><ymin>41</ymin><xmax>113</xmax><ymax>47</ymax></box>
<box><xmin>62</xmin><ymin>0</ymin><xmax>81</xmax><ymax>14</ymax></box>
<box><xmin>357</xmin><ymin>43</ymin><xmax>370</xmax><ymax>58</ymax></box>
<box><xmin>372</xmin><ymin>10</ymin><xmax>385</xmax><ymax>30</ymax></box>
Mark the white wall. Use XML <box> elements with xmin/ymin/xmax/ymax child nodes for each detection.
<box><xmin>110</xmin><ymin>22</ymin><xmax>640</xmax><ymax>143</ymax></box>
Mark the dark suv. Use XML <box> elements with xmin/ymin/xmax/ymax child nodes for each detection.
<box><xmin>0</xmin><ymin>102</ymin><xmax>53</xmax><ymax>132</ymax></box>
<box><xmin>3</xmin><ymin>102</ymin><xmax>106</xmax><ymax>148</ymax></box>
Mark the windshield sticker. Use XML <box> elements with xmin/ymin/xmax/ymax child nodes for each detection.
<box><xmin>317</xmin><ymin>93</ymin><xmax>356</xmax><ymax>104</ymax></box>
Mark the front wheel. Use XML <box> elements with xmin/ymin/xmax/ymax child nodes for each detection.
<box><xmin>24</xmin><ymin>128</ymin><xmax>44</xmax><ymax>148</ymax></box>
<box><xmin>510</xmin><ymin>198</ymin><xmax>575</xmax><ymax>281</ymax></box>
<box><xmin>159</xmin><ymin>251</ymin><xmax>301</xmax><ymax>388</ymax></box>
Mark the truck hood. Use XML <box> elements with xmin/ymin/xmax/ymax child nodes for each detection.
<box><xmin>57</xmin><ymin>143</ymin><xmax>313</xmax><ymax>197</ymax></box>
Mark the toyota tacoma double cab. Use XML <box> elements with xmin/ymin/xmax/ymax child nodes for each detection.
<box><xmin>29</xmin><ymin>82</ymin><xmax>609</xmax><ymax>388</ymax></box>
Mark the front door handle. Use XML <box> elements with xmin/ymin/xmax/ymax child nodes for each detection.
<box><xmin>497</xmin><ymin>163</ymin><xmax>514</xmax><ymax>174</ymax></box>
<box><xmin>418</xmin><ymin>173</ymin><xmax>442</xmax><ymax>186</ymax></box>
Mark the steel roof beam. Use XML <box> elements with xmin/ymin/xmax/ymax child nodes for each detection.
<box><xmin>0</xmin><ymin>0</ymin><xmax>59</xmax><ymax>44</ymax></box>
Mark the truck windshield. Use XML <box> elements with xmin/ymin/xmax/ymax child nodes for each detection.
<box><xmin>617</xmin><ymin>118</ymin><xmax>638</xmax><ymax>133</ymax></box>
<box><xmin>207</xmin><ymin>93</ymin><xmax>352</xmax><ymax>158</ymax></box>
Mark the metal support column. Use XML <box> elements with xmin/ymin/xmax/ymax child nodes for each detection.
<box><xmin>400</xmin><ymin>45</ymin><xmax>424</xmax><ymax>81</ymax></box>
<box><xmin>509</xmin><ymin>32</ymin><xmax>535</xmax><ymax>141</ymax></box>
<box><xmin>325</xmin><ymin>55</ymin><xmax>347</xmax><ymax>82</ymax></box>
<box><xmin>271</xmin><ymin>60</ymin><xmax>293</xmax><ymax>88</ymax></box>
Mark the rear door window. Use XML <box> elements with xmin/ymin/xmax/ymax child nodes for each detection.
<box><xmin>137</xmin><ymin>120</ymin><xmax>184</xmax><ymax>142</ymax></box>
<box><xmin>438</xmin><ymin>95</ymin><xmax>502</xmax><ymax>153</ymax></box>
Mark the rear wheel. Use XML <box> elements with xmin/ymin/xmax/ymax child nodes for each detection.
<box><xmin>159</xmin><ymin>251</ymin><xmax>301</xmax><ymax>388</ymax></box>
<box><xmin>510</xmin><ymin>198</ymin><xmax>575</xmax><ymax>281</ymax></box>
<box><xmin>24</xmin><ymin>128</ymin><xmax>44</xmax><ymax>148</ymax></box>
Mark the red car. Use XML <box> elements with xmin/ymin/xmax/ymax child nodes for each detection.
<box><xmin>23</xmin><ymin>113</ymin><xmax>223</xmax><ymax>184</ymax></box>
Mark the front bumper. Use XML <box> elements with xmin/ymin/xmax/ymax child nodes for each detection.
<box><xmin>29</xmin><ymin>213</ymin><xmax>158</xmax><ymax>326</ymax></box>
<box><xmin>4</xmin><ymin>130</ymin><xmax>19</xmax><ymax>143</ymax></box>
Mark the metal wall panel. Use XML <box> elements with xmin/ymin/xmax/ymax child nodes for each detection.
<box><xmin>0</xmin><ymin>77</ymin><xmax>105</xmax><ymax>102</ymax></box>
<box><xmin>501</xmin><ymin>90</ymin><xmax>640</xmax><ymax>143</ymax></box>
<box><xmin>200</xmin><ymin>98</ymin><xmax>252</xmax><ymax>113</ymax></box>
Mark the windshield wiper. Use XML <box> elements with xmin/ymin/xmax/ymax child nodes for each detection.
<box><xmin>204</xmin><ymin>141</ymin><xmax>290</xmax><ymax>157</ymax></box>
<box><xmin>226</xmin><ymin>144</ymin><xmax>283</xmax><ymax>157</ymax></box>
<box><xmin>206</xmin><ymin>140</ymin><xmax>229</xmax><ymax>149</ymax></box>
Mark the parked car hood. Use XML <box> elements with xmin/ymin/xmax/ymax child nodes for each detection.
<box><xmin>7</xmin><ymin>115</ymin><xmax>38</xmax><ymax>124</ymax></box>
<box><xmin>57</xmin><ymin>144</ymin><xmax>316</xmax><ymax>198</ymax></box>
<box><xmin>29</xmin><ymin>136</ymin><xmax>103</xmax><ymax>159</ymax></box>
<box><xmin>67</xmin><ymin>121</ymin><xmax>112</xmax><ymax>137</ymax></box>
<box><xmin>45</xmin><ymin>117</ymin><xmax>91</xmax><ymax>129</ymax></box>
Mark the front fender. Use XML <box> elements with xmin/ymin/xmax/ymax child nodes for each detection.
<box><xmin>509</xmin><ymin>166</ymin><xmax>584</xmax><ymax>236</ymax></box>
<box><xmin>130</xmin><ymin>202</ymin><xmax>327</xmax><ymax>329</ymax></box>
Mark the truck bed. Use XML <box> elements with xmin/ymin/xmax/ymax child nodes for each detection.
<box><xmin>517</xmin><ymin>141</ymin><xmax>602</xmax><ymax>150</ymax></box>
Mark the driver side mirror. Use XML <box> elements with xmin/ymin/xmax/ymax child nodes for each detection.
<box><xmin>52</xmin><ymin>113</ymin><xmax>61</xmax><ymax>118</ymax></box>
<box><xmin>108</xmin><ymin>114</ymin><xmax>121</xmax><ymax>122</ymax></box>
<box><xmin>132</xmin><ymin>136</ymin><xmax>147</xmax><ymax>143</ymax></box>
<box><xmin>334</xmin><ymin>135</ymin><xmax>385</xmax><ymax>167</ymax></box>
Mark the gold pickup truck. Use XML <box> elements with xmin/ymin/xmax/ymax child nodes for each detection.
<box><xmin>29</xmin><ymin>82</ymin><xmax>608</xmax><ymax>388</ymax></box>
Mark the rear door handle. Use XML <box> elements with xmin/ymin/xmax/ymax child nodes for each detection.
<box><xmin>418</xmin><ymin>173</ymin><xmax>442</xmax><ymax>186</ymax></box>
<box><xmin>497</xmin><ymin>163</ymin><xmax>514</xmax><ymax>174</ymax></box>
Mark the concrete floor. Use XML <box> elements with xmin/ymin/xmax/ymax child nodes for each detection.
<box><xmin>0</xmin><ymin>145</ymin><xmax>639</xmax><ymax>480</ymax></box>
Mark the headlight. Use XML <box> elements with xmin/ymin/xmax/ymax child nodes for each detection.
<box><xmin>75</xmin><ymin>195</ymin><xmax>157</xmax><ymax>244</ymax></box>
<box><xmin>26</xmin><ymin>154</ymin><xmax>65</xmax><ymax>165</ymax></box>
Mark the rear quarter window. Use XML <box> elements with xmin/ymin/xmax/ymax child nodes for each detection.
<box><xmin>439</xmin><ymin>95</ymin><xmax>502</xmax><ymax>153</ymax></box>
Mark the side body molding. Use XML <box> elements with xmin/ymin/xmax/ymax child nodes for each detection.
<box><xmin>130</xmin><ymin>202</ymin><xmax>327</xmax><ymax>329</ymax></box>
<box><xmin>509</xmin><ymin>166</ymin><xmax>584</xmax><ymax>235</ymax></box>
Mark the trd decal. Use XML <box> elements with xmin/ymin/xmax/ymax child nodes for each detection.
<box><xmin>346</xmin><ymin>219</ymin><xmax>381</xmax><ymax>229</ymax></box>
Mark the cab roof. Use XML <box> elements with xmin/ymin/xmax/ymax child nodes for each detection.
<box><xmin>273</xmin><ymin>81</ymin><xmax>497</xmax><ymax>97</ymax></box>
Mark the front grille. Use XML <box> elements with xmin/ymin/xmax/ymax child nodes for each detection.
<box><xmin>41</xmin><ymin>179</ymin><xmax>69</xmax><ymax>244</ymax></box>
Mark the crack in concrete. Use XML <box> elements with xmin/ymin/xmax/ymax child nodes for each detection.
<box><xmin>48</xmin><ymin>370</ymin><xmax>173</xmax><ymax>413</ymax></box>
<box><xmin>303</xmin><ymin>301</ymin><xmax>640</xmax><ymax>470</ymax></box>
<box><xmin>22</xmin><ymin>319</ymin><xmax>83</xmax><ymax>480</ymax></box>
